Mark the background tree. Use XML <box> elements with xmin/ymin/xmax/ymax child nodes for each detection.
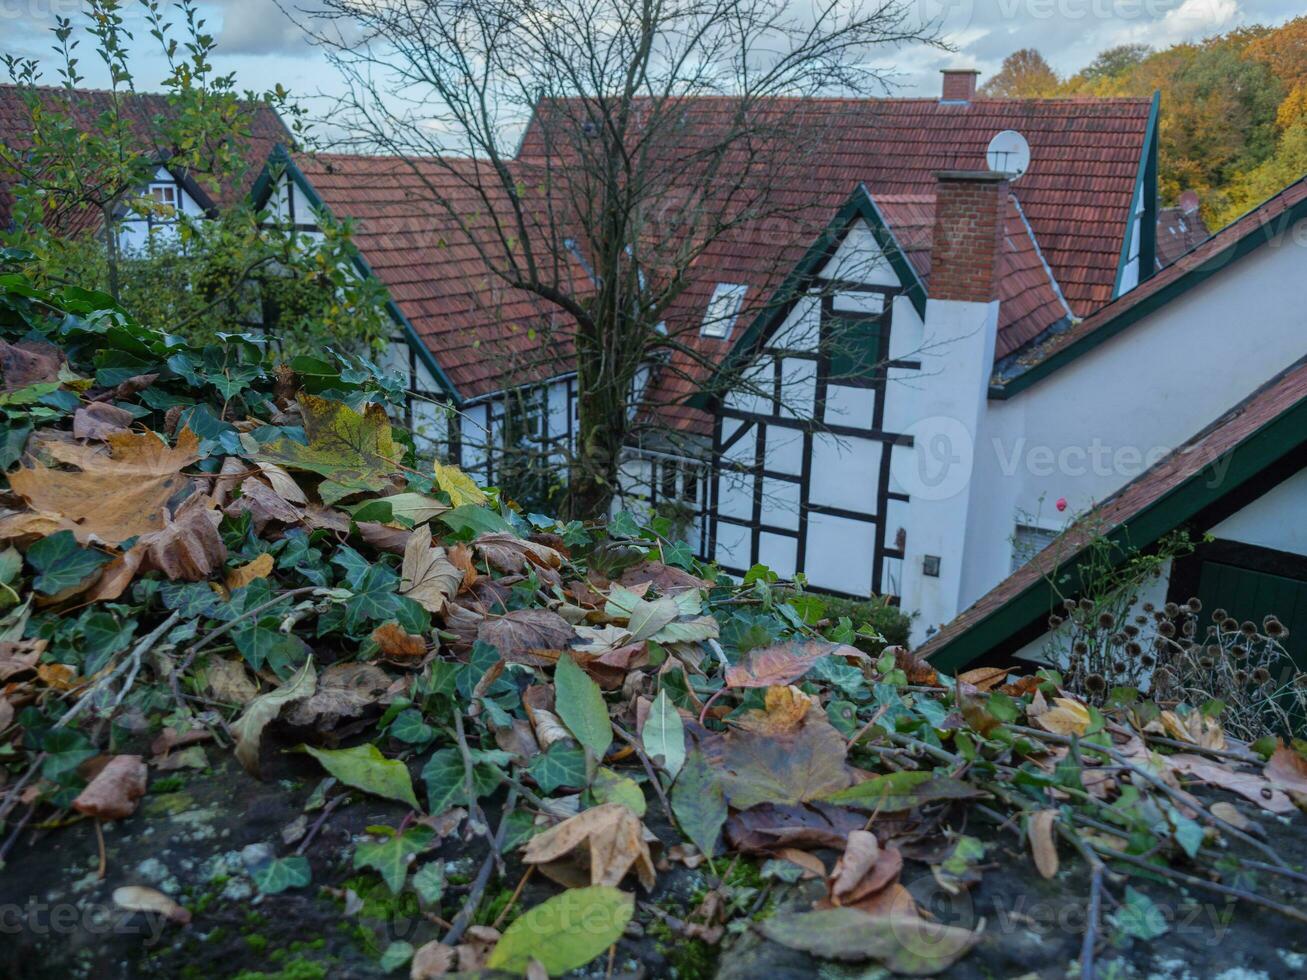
<box><xmin>0</xmin><ymin>0</ymin><xmax>390</xmax><ymax>356</ymax></box>
<box><xmin>1074</xmin><ymin>44</ymin><xmax>1151</xmax><ymax>87</ymax></box>
<box><xmin>293</xmin><ymin>0</ymin><xmax>941</xmax><ymax>518</ymax></box>
<box><xmin>980</xmin><ymin>49</ymin><xmax>1059</xmax><ymax>98</ymax></box>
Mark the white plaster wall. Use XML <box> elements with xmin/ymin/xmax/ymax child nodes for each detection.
<box><xmin>962</xmin><ymin>232</ymin><xmax>1307</xmax><ymax>617</ymax></box>
<box><xmin>1209</xmin><ymin>467</ymin><xmax>1307</xmax><ymax>558</ymax></box>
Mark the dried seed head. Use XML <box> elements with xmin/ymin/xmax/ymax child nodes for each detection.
<box><xmin>1240</xmin><ymin>620</ymin><xmax>1257</xmax><ymax>637</ymax></box>
<box><xmin>1126</xmin><ymin>641</ymin><xmax>1143</xmax><ymax>657</ymax></box>
<box><xmin>1085</xmin><ymin>674</ymin><xmax>1107</xmax><ymax>693</ymax></box>
<box><xmin>1097</xmin><ymin>611</ymin><xmax>1117</xmax><ymax>630</ymax></box>
<box><xmin>1212</xmin><ymin>608</ymin><xmax>1228</xmax><ymax>623</ymax></box>
<box><xmin>1264</xmin><ymin>617</ymin><xmax>1285</xmax><ymax>637</ymax></box>
<box><xmin>1073</xmin><ymin>641</ymin><xmax>1089</xmax><ymax>656</ymax></box>
<box><xmin>1252</xmin><ymin>667</ymin><xmax>1271</xmax><ymax>686</ymax></box>
<box><xmin>1048</xmin><ymin>615</ymin><xmax>1064</xmax><ymax>630</ymax></box>
<box><xmin>1187</xmin><ymin>597</ymin><xmax>1202</xmax><ymax>613</ymax></box>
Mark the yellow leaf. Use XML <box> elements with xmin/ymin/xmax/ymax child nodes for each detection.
<box><xmin>1034</xmin><ymin>697</ymin><xmax>1091</xmax><ymax>736</ymax></box>
<box><xmin>433</xmin><ymin>462</ymin><xmax>487</xmax><ymax>509</ymax></box>
<box><xmin>225</xmin><ymin>552</ymin><xmax>275</xmax><ymax>591</ymax></box>
<box><xmin>1028</xmin><ymin>809</ymin><xmax>1059</xmax><ymax>879</ymax></box>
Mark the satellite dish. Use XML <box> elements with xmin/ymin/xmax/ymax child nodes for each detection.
<box><xmin>986</xmin><ymin>130</ymin><xmax>1030</xmax><ymax>179</ymax></box>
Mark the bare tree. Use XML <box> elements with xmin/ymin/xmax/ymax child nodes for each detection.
<box><xmin>290</xmin><ymin>0</ymin><xmax>942</xmax><ymax>517</ymax></box>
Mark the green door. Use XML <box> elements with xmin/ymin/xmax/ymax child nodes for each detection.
<box><xmin>1195</xmin><ymin>561</ymin><xmax>1307</xmax><ymax>669</ymax></box>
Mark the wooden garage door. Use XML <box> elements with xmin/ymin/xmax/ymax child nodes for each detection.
<box><xmin>1195</xmin><ymin>561</ymin><xmax>1307</xmax><ymax>669</ymax></box>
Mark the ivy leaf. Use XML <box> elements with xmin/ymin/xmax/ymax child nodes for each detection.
<box><xmin>642</xmin><ymin>689</ymin><xmax>686</xmax><ymax>778</ymax></box>
<box><xmin>344</xmin><ymin>564</ymin><xmax>400</xmax><ymax>629</ymax></box>
<box><xmin>823</xmin><ymin>771</ymin><xmax>981</xmax><ymax>812</ymax></box>
<box><xmin>253</xmin><ymin>394</ymin><xmax>400</xmax><ymax>505</ymax></box>
<box><xmin>411</xmin><ymin>863</ymin><xmax>444</xmax><ymax>904</ymax></box>
<box><xmin>433</xmin><ymin>462</ymin><xmax>487</xmax><ymax>508</ymax></box>
<box><xmin>527</xmin><ymin>744</ymin><xmax>587</xmax><ymax>793</ymax></box>
<box><xmin>25</xmin><ymin>530</ymin><xmax>108</xmax><ymax>595</ymax></box>
<box><xmin>554</xmin><ymin>653</ymin><xmax>612</xmax><ymax>759</ymax></box>
<box><xmin>389</xmin><ymin>709</ymin><xmax>435</xmax><ymax>745</ymax></box>
<box><xmin>1110</xmin><ymin>886</ymin><xmax>1171</xmax><ymax>941</ymax></box>
<box><xmin>421</xmin><ymin>747</ymin><xmax>501</xmax><ymax>814</ymax></box>
<box><xmin>379</xmin><ymin>941</ymin><xmax>413</xmax><ymax>972</ymax></box>
<box><xmin>592</xmin><ymin>767</ymin><xmax>646</xmax><ymax>816</ymax></box>
<box><xmin>353</xmin><ymin>825</ymin><xmax>436</xmax><ymax>894</ymax></box>
<box><xmin>486</xmin><ymin>886</ymin><xmax>633</xmax><ymax>975</ymax></box>
<box><xmin>252</xmin><ymin>855</ymin><xmax>311</xmax><ymax>895</ymax></box>
<box><xmin>439</xmin><ymin>504</ymin><xmax>513</xmax><ymax>537</ymax></box>
<box><xmin>303</xmin><ymin>744</ymin><xmax>419</xmax><ymax>809</ymax></box>
<box><xmin>671</xmin><ymin>749</ymin><xmax>726</xmax><ymax>858</ymax></box>
<box><xmin>41</xmin><ymin>727</ymin><xmax>98</xmax><ymax>780</ymax></box>
<box><xmin>233</xmin><ymin>624</ymin><xmax>310</xmax><ymax>678</ymax></box>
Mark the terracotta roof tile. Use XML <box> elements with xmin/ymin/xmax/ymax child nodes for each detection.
<box><xmin>1155</xmin><ymin>204</ymin><xmax>1210</xmax><ymax>268</ymax></box>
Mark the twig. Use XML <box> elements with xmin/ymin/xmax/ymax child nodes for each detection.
<box><xmin>611</xmin><ymin>722</ymin><xmax>674</xmax><ymax>824</ymax></box>
<box><xmin>0</xmin><ymin>801</ymin><xmax>36</xmax><ymax>865</ymax></box>
<box><xmin>1088</xmin><ymin>842</ymin><xmax>1307</xmax><ymax>925</ymax></box>
<box><xmin>845</xmin><ymin>705</ymin><xmax>889</xmax><ymax>749</ymax></box>
<box><xmin>0</xmin><ymin>754</ymin><xmax>46</xmax><ymax>823</ymax></box>
<box><xmin>296</xmin><ymin>793</ymin><xmax>349</xmax><ymax>856</ymax></box>
<box><xmin>1130</xmin><ymin>730</ymin><xmax>1262</xmax><ymax>764</ymax></box>
<box><xmin>1080</xmin><ymin>863</ymin><xmax>1104</xmax><ymax>980</ymax></box>
<box><xmin>453</xmin><ymin>710</ymin><xmax>490</xmax><ymax>838</ymax></box>
<box><xmin>169</xmin><ymin>587</ymin><xmax>319</xmax><ymax>706</ymax></box>
<box><xmin>491</xmin><ymin>866</ymin><xmax>534</xmax><ymax>930</ymax></box>
<box><xmin>698</xmin><ymin>686</ymin><xmax>728</xmax><ymax>726</ymax></box>
<box><xmin>60</xmin><ymin>611</ymin><xmax>182</xmax><ymax>729</ymax></box>
<box><xmin>442</xmin><ymin>786</ymin><xmax>519</xmax><ymax>947</ymax></box>
<box><xmin>95</xmin><ymin>819</ymin><xmax>107</xmax><ymax>879</ymax></box>
<box><xmin>1241</xmin><ymin>859</ymin><xmax>1307</xmax><ymax>887</ymax></box>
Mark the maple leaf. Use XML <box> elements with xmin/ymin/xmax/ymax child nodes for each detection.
<box><xmin>252</xmin><ymin>394</ymin><xmax>400</xmax><ymax>505</ymax></box>
<box><xmin>476</xmin><ymin>608</ymin><xmax>577</xmax><ymax>666</ymax></box>
<box><xmin>522</xmin><ymin>802</ymin><xmax>656</xmax><ymax>889</ymax></box>
<box><xmin>433</xmin><ymin>461</ymin><xmax>487</xmax><ymax>508</ymax></box>
<box><xmin>399</xmin><ymin>524</ymin><xmax>462</xmax><ymax>613</ymax></box>
<box><xmin>5</xmin><ymin>428</ymin><xmax>200</xmax><ymax>545</ymax></box>
<box><xmin>725</xmin><ymin>638</ymin><xmax>868</xmax><ymax>689</ymax></box>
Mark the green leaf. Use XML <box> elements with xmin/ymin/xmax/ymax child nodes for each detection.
<box><xmin>41</xmin><ymin>728</ymin><xmax>97</xmax><ymax>780</ymax></box>
<box><xmin>671</xmin><ymin>749</ymin><xmax>726</xmax><ymax>858</ymax></box>
<box><xmin>25</xmin><ymin>530</ymin><xmax>108</xmax><ymax>595</ymax></box>
<box><xmin>252</xmin><ymin>393</ymin><xmax>400</xmax><ymax>504</ymax></box>
<box><xmin>592</xmin><ymin>767</ymin><xmax>646</xmax><ymax>816</ymax></box>
<box><xmin>486</xmin><ymin>886</ymin><xmax>633</xmax><ymax>975</ymax></box>
<box><xmin>823</xmin><ymin>771</ymin><xmax>980</xmax><ymax>812</ymax></box>
<box><xmin>642</xmin><ymin>689</ymin><xmax>686</xmax><ymax>778</ymax></box>
<box><xmin>233</xmin><ymin>624</ymin><xmax>310</xmax><ymax>677</ymax></box>
<box><xmin>1110</xmin><ymin>886</ymin><xmax>1170</xmax><ymax>941</ymax></box>
<box><xmin>252</xmin><ymin>855</ymin><xmax>311</xmax><ymax>895</ymax></box>
<box><xmin>421</xmin><ymin>747</ymin><xmax>501</xmax><ymax>814</ymax></box>
<box><xmin>303</xmin><ymin>743</ymin><xmax>419</xmax><ymax>809</ymax></box>
<box><xmin>379</xmin><ymin>941</ymin><xmax>413</xmax><ymax>972</ymax></box>
<box><xmin>758</xmin><ymin>906</ymin><xmax>979</xmax><ymax>974</ymax></box>
<box><xmin>411</xmin><ymin>863</ymin><xmax>445</xmax><ymax>904</ymax></box>
<box><xmin>353</xmin><ymin>825</ymin><xmax>435</xmax><ymax>894</ymax></box>
<box><xmin>389</xmin><ymin>709</ymin><xmax>436</xmax><ymax>745</ymax></box>
<box><xmin>344</xmin><ymin>564</ymin><xmax>400</xmax><ymax>628</ymax></box>
<box><xmin>554</xmin><ymin>653</ymin><xmax>612</xmax><ymax>759</ymax></box>
<box><xmin>527</xmin><ymin>744</ymin><xmax>587</xmax><ymax>793</ymax></box>
<box><xmin>438</xmin><ymin>503</ymin><xmax>514</xmax><ymax>537</ymax></box>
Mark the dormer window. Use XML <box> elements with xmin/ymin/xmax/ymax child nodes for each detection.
<box><xmin>701</xmin><ymin>282</ymin><xmax>747</xmax><ymax>339</ymax></box>
<box><xmin>148</xmin><ymin>184</ymin><xmax>177</xmax><ymax>207</ymax></box>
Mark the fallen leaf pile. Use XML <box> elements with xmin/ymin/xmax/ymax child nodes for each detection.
<box><xmin>0</xmin><ymin>258</ymin><xmax>1305</xmax><ymax>979</ymax></box>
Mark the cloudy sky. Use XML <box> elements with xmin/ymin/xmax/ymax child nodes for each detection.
<box><xmin>2</xmin><ymin>0</ymin><xmax>1301</xmax><ymax>131</ymax></box>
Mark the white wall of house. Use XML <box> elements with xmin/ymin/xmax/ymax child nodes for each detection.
<box><xmin>1209</xmin><ymin>467</ymin><xmax>1307</xmax><ymax>559</ymax></box>
<box><xmin>117</xmin><ymin>166</ymin><xmax>207</xmax><ymax>253</ymax></box>
<box><xmin>959</xmin><ymin>229</ymin><xmax>1307</xmax><ymax>634</ymax></box>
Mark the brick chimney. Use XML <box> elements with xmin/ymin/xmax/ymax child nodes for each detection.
<box><xmin>940</xmin><ymin>68</ymin><xmax>980</xmax><ymax>103</ymax></box>
<box><xmin>928</xmin><ymin>171</ymin><xmax>1010</xmax><ymax>303</ymax></box>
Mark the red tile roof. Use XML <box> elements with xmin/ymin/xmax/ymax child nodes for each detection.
<box><xmin>993</xmin><ymin>176</ymin><xmax>1307</xmax><ymax>392</ymax></box>
<box><xmin>0</xmin><ymin>84</ymin><xmax>288</xmax><ymax>235</ymax></box>
<box><xmin>1155</xmin><ymin>204</ymin><xmax>1210</xmax><ymax>268</ymax></box>
<box><xmin>287</xmin><ymin>152</ymin><xmax>585</xmax><ymax>399</ymax></box>
<box><xmin>918</xmin><ymin>354</ymin><xmax>1307</xmax><ymax>666</ymax></box>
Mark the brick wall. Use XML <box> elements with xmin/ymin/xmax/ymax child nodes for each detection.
<box><xmin>929</xmin><ymin>171</ymin><xmax>1009</xmax><ymax>304</ymax></box>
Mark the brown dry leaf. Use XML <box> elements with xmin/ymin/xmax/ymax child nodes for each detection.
<box><xmin>410</xmin><ymin>941</ymin><xmax>455</xmax><ymax>979</ymax></box>
<box><xmin>725</xmin><ymin>801</ymin><xmax>864</xmax><ymax>853</ymax></box>
<box><xmin>400</xmin><ymin>524</ymin><xmax>462</xmax><ymax>614</ymax></box>
<box><xmin>447</xmin><ymin>542</ymin><xmax>478</xmax><ymax>591</ymax></box>
<box><xmin>36</xmin><ymin>663</ymin><xmax>78</xmax><ymax>689</ymax></box>
<box><xmin>892</xmin><ymin>646</ymin><xmax>938</xmax><ymax>686</ymax></box>
<box><xmin>725</xmin><ymin>639</ymin><xmax>867</xmax><ymax>689</ymax></box>
<box><xmin>957</xmin><ymin>667</ymin><xmax>1009</xmax><ymax>692</ymax></box>
<box><xmin>473</xmin><ymin>532</ymin><xmax>562</xmax><ymax>574</ymax></box>
<box><xmin>1033</xmin><ymin>697</ymin><xmax>1091</xmax><ymax>736</ymax></box>
<box><xmin>83</xmin><ymin>542</ymin><xmax>148</xmax><ymax>603</ymax></box>
<box><xmin>0</xmin><ymin>337</ymin><xmax>63</xmax><ymax>389</ymax></box>
<box><xmin>73</xmin><ymin>754</ymin><xmax>147</xmax><ymax>820</ymax></box>
<box><xmin>112</xmin><ymin>885</ymin><xmax>190</xmax><ymax>924</ymax></box>
<box><xmin>145</xmin><ymin>494</ymin><xmax>226</xmax><ymax>581</ymax></box>
<box><xmin>0</xmin><ymin>639</ymin><xmax>44</xmax><ymax>681</ymax></box>
<box><xmin>522</xmin><ymin>802</ymin><xmax>656</xmax><ymax>889</ymax></box>
<box><xmin>0</xmin><ymin>697</ymin><xmax>12</xmax><ymax>731</ymax></box>
<box><xmin>847</xmin><ymin>881</ymin><xmax>919</xmax><ymax>918</ymax></box>
<box><xmin>206</xmin><ymin>657</ymin><xmax>259</xmax><ymax>705</ymax></box>
<box><xmin>226</xmin><ymin>552</ymin><xmax>275</xmax><ymax>591</ymax></box>
<box><xmin>1209</xmin><ymin>801</ymin><xmax>1251</xmax><ymax>830</ymax></box>
<box><xmin>1264</xmin><ymin>744</ymin><xmax>1307</xmax><ymax>798</ymax></box>
<box><xmin>824</xmin><ymin>844</ymin><xmax>903</xmax><ymax>908</ymax></box>
<box><xmin>1028</xmin><ymin>809</ymin><xmax>1059</xmax><ymax>878</ymax></box>
<box><xmin>454</xmin><ymin>926</ymin><xmax>500</xmax><ymax>972</ymax></box>
<box><xmin>829</xmin><ymin>830</ymin><xmax>879</xmax><ymax>902</ymax></box>
<box><xmin>73</xmin><ymin>401</ymin><xmax>134</xmax><ymax>440</ymax></box>
<box><xmin>712</xmin><ymin>690</ymin><xmax>853</xmax><ymax>808</ymax></box>
<box><xmin>1161</xmin><ymin>709</ymin><xmax>1226</xmax><ymax>750</ymax></box>
<box><xmin>253</xmin><ymin>460</ymin><xmax>308</xmax><ymax>505</ymax></box>
<box><xmin>7</xmin><ymin>428</ymin><xmax>199</xmax><ymax>545</ymax></box>
<box><xmin>357</xmin><ymin>521</ymin><xmax>410</xmax><ymax>555</ymax></box>
<box><xmin>285</xmin><ymin>662</ymin><xmax>394</xmax><ymax>727</ymax></box>
<box><xmin>476</xmin><ymin>608</ymin><xmax>576</xmax><ymax>667</ymax></box>
<box><xmin>774</xmin><ymin>847</ymin><xmax>826</xmax><ymax>878</ymax></box>
<box><xmin>618</xmin><ymin>560</ymin><xmax>709</xmax><ymax>594</ymax></box>
<box><xmin>371</xmin><ymin>622</ymin><xmax>427</xmax><ymax>659</ymax></box>
<box><xmin>1167</xmin><ymin>753</ymin><xmax>1294</xmax><ymax>814</ymax></box>
<box><xmin>226</xmin><ymin>476</ymin><xmax>304</xmax><ymax>529</ymax></box>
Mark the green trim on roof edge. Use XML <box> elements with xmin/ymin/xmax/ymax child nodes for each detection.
<box><xmin>989</xmin><ymin>175</ymin><xmax>1307</xmax><ymax>401</ymax></box>
<box><xmin>249</xmin><ymin>145</ymin><xmax>464</xmax><ymax>405</ymax></box>
<box><xmin>927</xmin><ymin>386</ymin><xmax>1307</xmax><ymax>672</ymax></box>
<box><xmin>687</xmin><ymin>184</ymin><xmax>927</xmax><ymax>411</ymax></box>
<box><xmin>1110</xmin><ymin>91</ymin><xmax>1160</xmax><ymax>299</ymax></box>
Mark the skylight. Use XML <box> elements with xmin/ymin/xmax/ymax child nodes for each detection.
<box><xmin>701</xmin><ymin>283</ymin><xmax>747</xmax><ymax>339</ymax></box>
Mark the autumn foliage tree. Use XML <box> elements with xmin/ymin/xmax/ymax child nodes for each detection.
<box><xmin>980</xmin><ymin>49</ymin><xmax>1059</xmax><ymax>98</ymax></box>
